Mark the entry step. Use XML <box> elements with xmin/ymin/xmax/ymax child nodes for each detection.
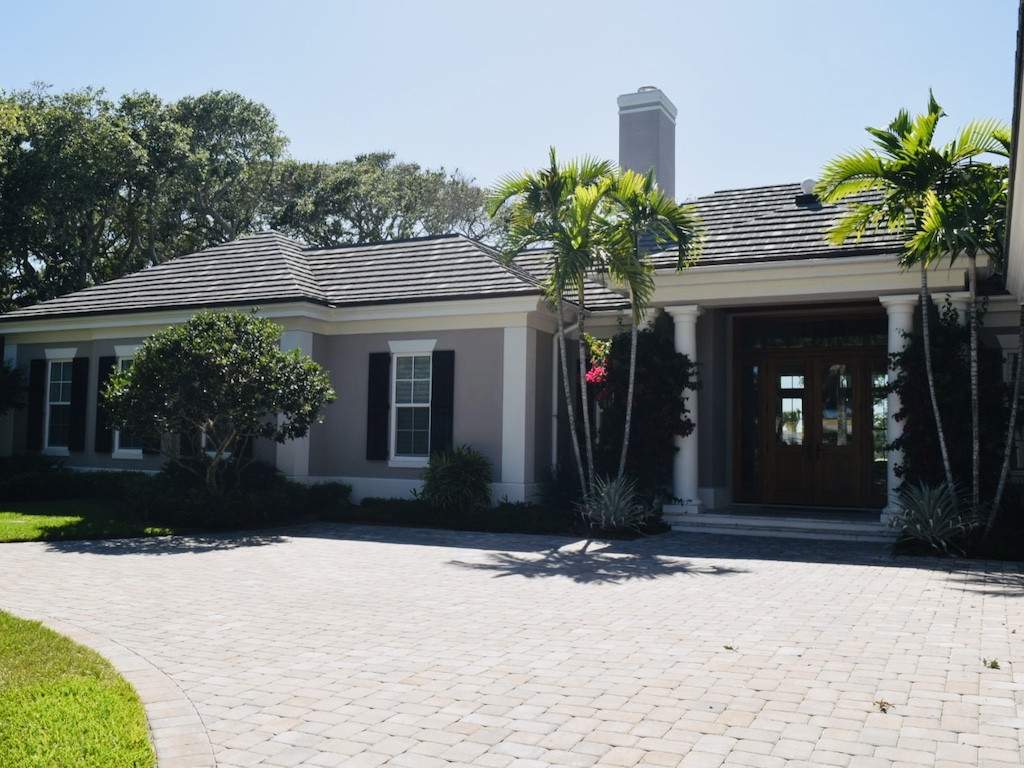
<box><xmin>666</xmin><ymin>512</ymin><xmax>897</xmax><ymax>543</ymax></box>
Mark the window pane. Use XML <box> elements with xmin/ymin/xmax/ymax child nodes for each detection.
<box><xmin>412</xmin><ymin>380</ymin><xmax>430</xmax><ymax>404</ymax></box>
<box><xmin>412</xmin><ymin>430</ymin><xmax>429</xmax><ymax>455</ymax></box>
<box><xmin>395</xmin><ymin>380</ymin><xmax>412</xmax><ymax>404</ymax></box>
<box><xmin>48</xmin><ymin>403</ymin><xmax>70</xmax><ymax>447</ymax></box>
<box><xmin>821</xmin><ymin>364</ymin><xmax>853</xmax><ymax>447</ymax></box>
<box><xmin>413</xmin><ymin>355</ymin><xmax>431</xmax><ymax>379</ymax></box>
<box><xmin>396</xmin><ymin>356</ymin><xmax>413</xmax><ymax>379</ymax></box>
<box><xmin>396</xmin><ymin>430</ymin><xmax>414</xmax><ymax>455</ymax></box>
<box><xmin>49</xmin><ymin>380</ymin><xmax>62</xmax><ymax>402</ymax></box>
<box><xmin>396</xmin><ymin>408</ymin><xmax>414</xmax><ymax>429</ymax></box>
<box><xmin>777</xmin><ymin>396</ymin><xmax>804</xmax><ymax>445</ymax></box>
<box><xmin>412</xmin><ymin>407</ymin><xmax>429</xmax><ymax>430</ymax></box>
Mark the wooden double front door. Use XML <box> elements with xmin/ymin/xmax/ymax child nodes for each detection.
<box><xmin>759</xmin><ymin>350</ymin><xmax>887</xmax><ymax>508</ymax></box>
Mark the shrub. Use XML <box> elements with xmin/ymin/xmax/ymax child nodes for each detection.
<box><xmin>889</xmin><ymin>300</ymin><xmax>1010</xmax><ymax>498</ymax></box>
<box><xmin>578</xmin><ymin>475</ymin><xmax>653</xmax><ymax>533</ymax></box>
<box><xmin>592</xmin><ymin>311</ymin><xmax>698</xmax><ymax>495</ymax></box>
<box><xmin>419</xmin><ymin>445</ymin><xmax>492</xmax><ymax>518</ymax></box>
<box><xmin>891</xmin><ymin>481</ymin><xmax>979</xmax><ymax>556</ymax></box>
<box><xmin>103</xmin><ymin>310</ymin><xmax>336</xmax><ymax>494</ymax></box>
<box><xmin>306</xmin><ymin>481</ymin><xmax>353</xmax><ymax>515</ymax></box>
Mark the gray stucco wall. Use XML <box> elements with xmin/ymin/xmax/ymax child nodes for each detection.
<box><xmin>307</xmin><ymin>328</ymin><xmax>504</xmax><ymax>480</ymax></box>
<box><xmin>12</xmin><ymin>338</ymin><xmax>165</xmax><ymax>471</ymax></box>
<box><xmin>9</xmin><ymin>338</ymin><xmax>276</xmax><ymax>470</ymax></box>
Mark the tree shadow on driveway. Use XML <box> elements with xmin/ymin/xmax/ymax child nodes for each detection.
<box><xmin>44</xmin><ymin>531</ymin><xmax>287</xmax><ymax>556</ymax></box>
<box><xmin>448</xmin><ymin>540</ymin><xmax>748</xmax><ymax>584</ymax></box>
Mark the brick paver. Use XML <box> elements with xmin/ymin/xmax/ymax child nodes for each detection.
<box><xmin>2</xmin><ymin>524</ymin><xmax>1023</xmax><ymax>767</ymax></box>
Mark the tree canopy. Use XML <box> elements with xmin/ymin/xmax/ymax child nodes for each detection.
<box><xmin>103</xmin><ymin>311</ymin><xmax>336</xmax><ymax>493</ymax></box>
<box><xmin>0</xmin><ymin>85</ymin><xmax>493</xmax><ymax>311</ymax></box>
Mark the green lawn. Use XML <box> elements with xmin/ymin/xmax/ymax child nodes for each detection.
<box><xmin>0</xmin><ymin>611</ymin><xmax>156</xmax><ymax>768</ymax></box>
<box><xmin>0</xmin><ymin>500</ymin><xmax>174</xmax><ymax>543</ymax></box>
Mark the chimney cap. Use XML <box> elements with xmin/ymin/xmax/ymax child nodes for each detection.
<box><xmin>617</xmin><ymin>86</ymin><xmax>677</xmax><ymax>121</ymax></box>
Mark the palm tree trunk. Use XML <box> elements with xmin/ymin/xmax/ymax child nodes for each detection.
<box><xmin>576</xmin><ymin>288</ymin><xmax>596</xmax><ymax>491</ymax></box>
<box><xmin>968</xmin><ymin>256</ymin><xmax>980</xmax><ymax>512</ymax></box>
<box><xmin>920</xmin><ymin>263</ymin><xmax>956</xmax><ymax>492</ymax></box>
<box><xmin>555</xmin><ymin>301</ymin><xmax>588</xmax><ymax>499</ymax></box>
<box><xmin>989</xmin><ymin>304</ymin><xmax>1024</xmax><ymax>534</ymax></box>
<box><xmin>617</xmin><ymin>291</ymin><xmax>639</xmax><ymax>479</ymax></box>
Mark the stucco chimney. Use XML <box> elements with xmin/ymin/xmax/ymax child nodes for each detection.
<box><xmin>617</xmin><ymin>86</ymin><xmax>677</xmax><ymax>199</ymax></box>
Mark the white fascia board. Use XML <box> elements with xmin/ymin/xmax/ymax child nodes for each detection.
<box><xmin>0</xmin><ymin>295</ymin><xmax>548</xmax><ymax>340</ymax></box>
<box><xmin>651</xmin><ymin>252</ymin><xmax>980</xmax><ymax>305</ymax></box>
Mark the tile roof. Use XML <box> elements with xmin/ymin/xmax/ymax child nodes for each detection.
<box><xmin>650</xmin><ymin>183</ymin><xmax>905</xmax><ymax>269</ymax></box>
<box><xmin>512</xmin><ymin>249</ymin><xmax>631</xmax><ymax>311</ymax></box>
<box><xmin>0</xmin><ymin>232</ymin><xmax>546</xmax><ymax>322</ymax></box>
<box><xmin>0</xmin><ymin>183</ymin><xmax>907</xmax><ymax>324</ymax></box>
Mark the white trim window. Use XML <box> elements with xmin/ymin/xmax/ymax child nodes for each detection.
<box><xmin>391</xmin><ymin>354</ymin><xmax>431</xmax><ymax>463</ymax></box>
<box><xmin>44</xmin><ymin>359</ymin><xmax>73</xmax><ymax>454</ymax></box>
<box><xmin>112</xmin><ymin>356</ymin><xmax>144</xmax><ymax>459</ymax></box>
<box><xmin>386</xmin><ymin>339</ymin><xmax>435</xmax><ymax>468</ymax></box>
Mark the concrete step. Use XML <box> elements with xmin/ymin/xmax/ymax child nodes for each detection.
<box><xmin>667</xmin><ymin>513</ymin><xmax>897</xmax><ymax>543</ymax></box>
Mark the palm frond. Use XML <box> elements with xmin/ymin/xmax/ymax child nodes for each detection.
<box><xmin>816</xmin><ymin>150</ymin><xmax>887</xmax><ymax>202</ymax></box>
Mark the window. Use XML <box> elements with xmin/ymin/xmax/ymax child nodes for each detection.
<box><xmin>775</xmin><ymin>371</ymin><xmax>805</xmax><ymax>446</ymax></box>
<box><xmin>820</xmin><ymin>364</ymin><xmax>854</xmax><ymax>447</ymax></box>
<box><xmin>45</xmin><ymin>360</ymin><xmax>73</xmax><ymax>450</ymax></box>
<box><xmin>392</xmin><ymin>354</ymin><xmax>431</xmax><ymax>458</ymax></box>
<box><xmin>112</xmin><ymin>357</ymin><xmax>144</xmax><ymax>458</ymax></box>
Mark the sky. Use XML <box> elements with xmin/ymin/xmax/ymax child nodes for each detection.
<box><xmin>3</xmin><ymin>0</ymin><xmax>1019</xmax><ymax>200</ymax></box>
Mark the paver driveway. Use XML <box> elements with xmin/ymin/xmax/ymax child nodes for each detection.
<box><xmin>3</xmin><ymin>524</ymin><xmax>1024</xmax><ymax>768</ymax></box>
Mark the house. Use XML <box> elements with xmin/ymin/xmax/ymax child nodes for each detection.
<box><xmin>2</xmin><ymin>87</ymin><xmax>1021</xmax><ymax>527</ymax></box>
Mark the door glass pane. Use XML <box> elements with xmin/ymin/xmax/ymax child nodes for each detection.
<box><xmin>821</xmin><ymin>364</ymin><xmax>854</xmax><ymax>446</ymax></box>
<box><xmin>775</xmin><ymin>371</ymin><xmax>805</xmax><ymax>446</ymax></box>
<box><xmin>871</xmin><ymin>370</ymin><xmax>888</xmax><ymax>496</ymax></box>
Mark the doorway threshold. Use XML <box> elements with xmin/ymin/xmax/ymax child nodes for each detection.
<box><xmin>669</xmin><ymin>505</ymin><xmax>895</xmax><ymax>543</ymax></box>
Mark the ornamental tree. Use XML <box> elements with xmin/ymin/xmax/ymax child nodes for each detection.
<box><xmin>104</xmin><ymin>311</ymin><xmax>335</xmax><ymax>493</ymax></box>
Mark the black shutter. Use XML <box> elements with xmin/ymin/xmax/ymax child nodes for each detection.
<box><xmin>94</xmin><ymin>356</ymin><xmax>116</xmax><ymax>453</ymax></box>
<box><xmin>366</xmin><ymin>352</ymin><xmax>391</xmax><ymax>460</ymax></box>
<box><xmin>68</xmin><ymin>357</ymin><xmax>89</xmax><ymax>452</ymax></box>
<box><xmin>26</xmin><ymin>359</ymin><xmax>46</xmax><ymax>451</ymax></box>
<box><xmin>430</xmin><ymin>350</ymin><xmax>455</xmax><ymax>454</ymax></box>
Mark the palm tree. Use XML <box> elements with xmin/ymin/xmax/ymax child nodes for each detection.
<box><xmin>909</xmin><ymin>158</ymin><xmax>1010</xmax><ymax>517</ymax></box>
<box><xmin>487</xmin><ymin>148</ymin><xmax>613</xmax><ymax>496</ymax></box>
<box><xmin>816</xmin><ymin>93</ymin><xmax>1001</xmax><ymax>498</ymax></box>
<box><xmin>603</xmin><ymin>169</ymin><xmax>702</xmax><ymax>478</ymax></box>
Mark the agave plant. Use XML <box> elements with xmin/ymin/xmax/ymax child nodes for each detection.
<box><xmin>891</xmin><ymin>481</ymin><xmax>979</xmax><ymax>556</ymax></box>
<box><xmin>578</xmin><ymin>475</ymin><xmax>652</xmax><ymax>533</ymax></box>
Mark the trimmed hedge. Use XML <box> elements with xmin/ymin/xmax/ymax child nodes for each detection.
<box><xmin>0</xmin><ymin>457</ymin><xmax>351</xmax><ymax>531</ymax></box>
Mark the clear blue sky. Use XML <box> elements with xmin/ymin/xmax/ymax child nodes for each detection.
<box><xmin>5</xmin><ymin>0</ymin><xmax>1018</xmax><ymax>199</ymax></box>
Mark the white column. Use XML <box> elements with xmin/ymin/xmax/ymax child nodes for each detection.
<box><xmin>276</xmin><ymin>330</ymin><xmax>313</xmax><ymax>478</ymax></box>
<box><xmin>879</xmin><ymin>295</ymin><xmax>917</xmax><ymax>521</ymax></box>
<box><xmin>665</xmin><ymin>305</ymin><xmax>702</xmax><ymax>516</ymax></box>
<box><xmin>0</xmin><ymin>343</ymin><xmax>17</xmax><ymax>457</ymax></box>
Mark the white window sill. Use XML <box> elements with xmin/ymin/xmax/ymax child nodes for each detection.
<box><xmin>388</xmin><ymin>456</ymin><xmax>429</xmax><ymax>469</ymax></box>
<box><xmin>42</xmin><ymin>446</ymin><xmax>69</xmax><ymax>457</ymax></box>
<box><xmin>112</xmin><ymin>448</ymin><xmax>144</xmax><ymax>461</ymax></box>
